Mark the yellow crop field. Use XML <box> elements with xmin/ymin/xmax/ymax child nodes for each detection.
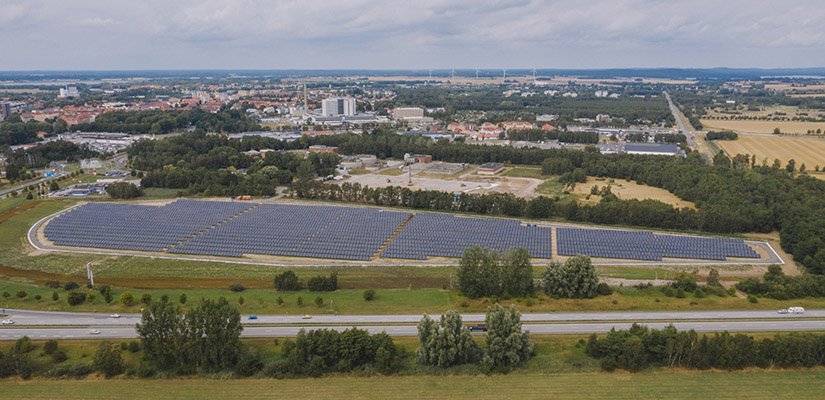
<box><xmin>714</xmin><ymin>135</ymin><xmax>825</xmax><ymax>168</ymax></box>
<box><xmin>700</xmin><ymin>119</ymin><xmax>825</xmax><ymax>134</ymax></box>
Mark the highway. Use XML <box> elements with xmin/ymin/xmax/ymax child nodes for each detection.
<box><xmin>2</xmin><ymin>308</ymin><xmax>823</xmax><ymax>340</ymax></box>
<box><xmin>664</xmin><ymin>91</ymin><xmax>710</xmax><ymax>165</ymax></box>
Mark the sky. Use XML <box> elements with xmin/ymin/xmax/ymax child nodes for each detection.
<box><xmin>1</xmin><ymin>0</ymin><xmax>825</xmax><ymax>70</ymax></box>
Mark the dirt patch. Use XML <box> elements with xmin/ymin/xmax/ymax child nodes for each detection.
<box><xmin>0</xmin><ymin>200</ymin><xmax>40</xmax><ymax>225</ymax></box>
<box><xmin>571</xmin><ymin>178</ymin><xmax>696</xmax><ymax>209</ymax></box>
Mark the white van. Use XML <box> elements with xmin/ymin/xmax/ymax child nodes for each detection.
<box><xmin>788</xmin><ymin>307</ymin><xmax>805</xmax><ymax>314</ymax></box>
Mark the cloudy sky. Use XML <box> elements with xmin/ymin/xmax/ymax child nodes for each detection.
<box><xmin>1</xmin><ymin>0</ymin><xmax>824</xmax><ymax>70</ymax></box>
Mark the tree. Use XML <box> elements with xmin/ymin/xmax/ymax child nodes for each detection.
<box><xmin>786</xmin><ymin>159</ymin><xmax>796</xmax><ymax>173</ymax></box>
<box><xmin>363</xmin><ymin>289</ymin><xmax>376</xmax><ymax>301</ymax></box>
<box><xmin>276</xmin><ymin>295</ymin><xmax>284</xmax><ymax>306</ymax></box>
<box><xmin>15</xmin><ymin>290</ymin><xmax>27</xmax><ymax>299</ymax></box>
<box><xmin>141</xmin><ymin>293</ymin><xmax>152</xmax><ymax>305</ymax></box>
<box><xmin>713</xmin><ymin>152</ymin><xmax>731</xmax><ymax>168</ymax></box>
<box><xmin>296</xmin><ymin>296</ymin><xmax>303</xmax><ymax>306</ymax></box>
<box><xmin>274</xmin><ymin>271</ymin><xmax>301</xmax><ymax>291</ymax></box>
<box><xmin>49</xmin><ymin>181</ymin><xmax>59</xmax><ymax>192</ymax></box>
<box><xmin>229</xmin><ymin>283</ymin><xmax>245</xmax><ymax>292</ymax></box>
<box><xmin>63</xmin><ymin>281</ymin><xmax>79</xmax><ymax>291</ymax></box>
<box><xmin>51</xmin><ymin>291</ymin><xmax>59</xmax><ymax>301</ymax></box>
<box><xmin>106</xmin><ymin>182</ymin><xmax>143</xmax><ymax>199</ymax></box>
<box><xmin>315</xmin><ymin>296</ymin><xmax>324</xmax><ymax>307</ymax></box>
<box><xmin>136</xmin><ymin>301</ymin><xmax>187</xmax><ymax>370</ymax></box>
<box><xmin>707</xmin><ymin>269</ymin><xmax>720</xmax><ymax>287</ymax></box>
<box><xmin>542</xmin><ymin>255</ymin><xmax>599</xmax><ymax>299</ymax></box>
<box><xmin>183</xmin><ymin>297</ymin><xmax>244</xmax><ymax>371</ymax></box>
<box><xmin>416</xmin><ymin>310</ymin><xmax>482</xmax><ymax>368</ymax></box>
<box><xmin>120</xmin><ymin>291</ymin><xmax>134</xmax><ymax>306</ymax></box>
<box><xmin>238</xmin><ymin>296</ymin><xmax>245</xmax><ymax>306</ymax></box>
<box><xmin>92</xmin><ymin>342</ymin><xmax>124</xmax><ymax>378</ymax></box>
<box><xmin>773</xmin><ymin>127</ymin><xmax>781</xmax><ymax>135</ymax></box>
<box><xmin>484</xmin><ymin>304</ymin><xmax>533</xmax><ymax>371</ymax></box>
<box><xmin>500</xmin><ymin>248</ymin><xmax>534</xmax><ymax>297</ymax></box>
<box><xmin>179</xmin><ymin>293</ymin><xmax>187</xmax><ymax>304</ymax></box>
<box><xmin>307</xmin><ymin>273</ymin><xmax>338</xmax><ymax>291</ymax></box>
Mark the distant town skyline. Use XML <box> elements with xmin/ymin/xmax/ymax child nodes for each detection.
<box><xmin>1</xmin><ymin>0</ymin><xmax>824</xmax><ymax>71</ymax></box>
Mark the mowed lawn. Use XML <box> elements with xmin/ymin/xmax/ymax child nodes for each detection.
<box><xmin>1</xmin><ymin>371</ymin><xmax>824</xmax><ymax>399</ymax></box>
<box><xmin>713</xmin><ymin>134</ymin><xmax>825</xmax><ymax>168</ymax></box>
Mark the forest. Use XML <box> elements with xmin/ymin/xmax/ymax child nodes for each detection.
<box><xmin>72</xmin><ymin>106</ymin><xmax>263</xmax><ymax>134</ymax></box>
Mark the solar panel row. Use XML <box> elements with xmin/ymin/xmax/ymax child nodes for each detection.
<box><xmin>381</xmin><ymin>213</ymin><xmax>553</xmax><ymax>260</ymax></box>
<box><xmin>556</xmin><ymin>227</ymin><xmax>759</xmax><ymax>261</ymax></box>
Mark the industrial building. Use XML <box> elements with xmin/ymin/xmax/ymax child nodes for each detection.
<box><xmin>478</xmin><ymin>162</ymin><xmax>504</xmax><ymax>174</ymax></box>
<box><xmin>321</xmin><ymin>97</ymin><xmax>356</xmax><ymax>117</ymax></box>
<box><xmin>625</xmin><ymin>143</ymin><xmax>684</xmax><ymax>157</ymax></box>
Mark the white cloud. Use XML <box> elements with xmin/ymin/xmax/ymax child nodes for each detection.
<box><xmin>0</xmin><ymin>0</ymin><xmax>824</xmax><ymax>69</ymax></box>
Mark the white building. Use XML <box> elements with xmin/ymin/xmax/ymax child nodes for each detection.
<box><xmin>58</xmin><ymin>86</ymin><xmax>79</xmax><ymax>98</ymax></box>
<box><xmin>596</xmin><ymin>114</ymin><xmax>612</xmax><ymax>123</ymax></box>
<box><xmin>595</xmin><ymin>90</ymin><xmax>609</xmax><ymax>98</ymax></box>
<box><xmin>321</xmin><ymin>97</ymin><xmax>356</xmax><ymax>117</ymax></box>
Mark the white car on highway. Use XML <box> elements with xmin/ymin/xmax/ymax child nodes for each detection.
<box><xmin>1</xmin><ymin>319</ymin><xmax>13</xmax><ymax>325</ymax></box>
<box><xmin>109</xmin><ymin>314</ymin><xmax>121</xmax><ymax>318</ymax></box>
<box><xmin>89</xmin><ymin>329</ymin><xmax>101</xmax><ymax>335</ymax></box>
<box><xmin>789</xmin><ymin>307</ymin><xmax>805</xmax><ymax>314</ymax></box>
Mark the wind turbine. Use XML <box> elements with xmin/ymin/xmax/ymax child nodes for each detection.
<box><xmin>429</xmin><ymin>69</ymin><xmax>432</xmax><ymax>79</ymax></box>
<box><xmin>450</xmin><ymin>68</ymin><xmax>456</xmax><ymax>79</ymax></box>
<box><xmin>532</xmin><ymin>68</ymin><xmax>537</xmax><ymax>79</ymax></box>
<box><xmin>476</xmin><ymin>69</ymin><xmax>480</xmax><ymax>80</ymax></box>
<box><xmin>502</xmin><ymin>69</ymin><xmax>507</xmax><ymax>80</ymax></box>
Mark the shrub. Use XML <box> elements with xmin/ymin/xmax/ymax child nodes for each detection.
<box><xmin>276</xmin><ymin>295</ymin><xmax>284</xmax><ymax>306</ymax></box>
<box><xmin>229</xmin><ymin>283</ymin><xmax>245</xmax><ymax>292</ymax></box>
<box><xmin>16</xmin><ymin>290</ymin><xmax>27</xmax><ymax>299</ymax></box>
<box><xmin>86</xmin><ymin>293</ymin><xmax>96</xmax><ymax>303</ymax></box>
<box><xmin>34</xmin><ymin>294</ymin><xmax>42</xmax><ymax>301</ymax></box>
<box><xmin>179</xmin><ymin>293</ymin><xmax>187</xmax><ymax>304</ymax></box>
<box><xmin>140</xmin><ymin>293</ymin><xmax>152</xmax><ymax>305</ymax></box>
<box><xmin>315</xmin><ymin>296</ymin><xmax>324</xmax><ymax>307</ymax></box>
<box><xmin>307</xmin><ymin>272</ymin><xmax>338</xmax><ymax>292</ymax></box>
<box><xmin>93</xmin><ymin>342</ymin><xmax>124</xmax><ymax>379</ymax></box>
<box><xmin>1</xmin><ymin>291</ymin><xmax>9</xmax><ymax>299</ymax></box>
<box><xmin>297</xmin><ymin>296</ymin><xmax>303</xmax><ymax>306</ymax></box>
<box><xmin>128</xmin><ymin>341</ymin><xmax>141</xmax><ymax>353</ymax></box>
<box><xmin>596</xmin><ymin>283</ymin><xmax>612</xmax><ymax>296</ymax></box>
<box><xmin>274</xmin><ymin>271</ymin><xmax>301</xmax><ymax>291</ymax></box>
<box><xmin>160</xmin><ymin>294</ymin><xmax>169</xmax><ymax>303</ymax></box>
<box><xmin>238</xmin><ymin>296</ymin><xmax>245</xmax><ymax>306</ymax></box>
<box><xmin>120</xmin><ymin>291</ymin><xmax>134</xmax><ymax>306</ymax></box>
<box><xmin>363</xmin><ymin>289</ymin><xmax>376</xmax><ymax>301</ymax></box>
<box><xmin>45</xmin><ymin>363</ymin><xmax>92</xmax><ymax>378</ymax></box>
<box><xmin>748</xmin><ymin>295</ymin><xmax>758</xmax><ymax>303</ymax></box>
<box><xmin>674</xmin><ymin>288</ymin><xmax>687</xmax><ymax>298</ymax></box>
<box><xmin>45</xmin><ymin>280</ymin><xmax>60</xmax><ymax>289</ymax></box>
<box><xmin>52</xmin><ymin>291</ymin><xmax>59</xmax><ymax>301</ymax></box>
<box><xmin>51</xmin><ymin>349</ymin><xmax>68</xmax><ymax>363</ymax></box>
<box><xmin>67</xmin><ymin>292</ymin><xmax>86</xmax><ymax>306</ymax></box>
<box><xmin>44</xmin><ymin>340</ymin><xmax>59</xmax><ymax>355</ymax></box>
<box><xmin>64</xmin><ymin>281</ymin><xmax>79</xmax><ymax>291</ymax></box>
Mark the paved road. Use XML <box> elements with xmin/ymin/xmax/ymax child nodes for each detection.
<box><xmin>2</xmin><ymin>308</ymin><xmax>823</xmax><ymax>340</ymax></box>
<box><xmin>3</xmin><ymin>320</ymin><xmax>825</xmax><ymax>340</ymax></box>
<box><xmin>3</xmin><ymin>308</ymin><xmax>823</xmax><ymax>326</ymax></box>
<box><xmin>664</xmin><ymin>91</ymin><xmax>710</xmax><ymax>165</ymax></box>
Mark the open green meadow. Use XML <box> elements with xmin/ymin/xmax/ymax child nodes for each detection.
<box><xmin>0</xmin><ymin>370</ymin><xmax>823</xmax><ymax>399</ymax></box>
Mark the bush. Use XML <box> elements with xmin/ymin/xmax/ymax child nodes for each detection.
<box><xmin>229</xmin><ymin>283</ymin><xmax>245</xmax><ymax>292</ymax></box>
<box><xmin>238</xmin><ymin>296</ymin><xmax>245</xmax><ymax>306</ymax></box>
<box><xmin>748</xmin><ymin>295</ymin><xmax>758</xmax><ymax>303</ymax></box>
<box><xmin>52</xmin><ymin>291</ymin><xmax>59</xmax><ymax>301</ymax></box>
<box><xmin>179</xmin><ymin>293</ymin><xmax>187</xmax><ymax>304</ymax></box>
<box><xmin>596</xmin><ymin>283</ymin><xmax>612</xmax><ymax>296</ymax></box>
<box><xmin>274</xmin><ymin>271</ymin><xmax>301</xmax><ymax>291</ymax></box>
<box><xmin>315</xmin><ymin>296</ymin><xmax>324</xmax><ymax>307</ymax></box>
<box><xmin>674</xmin><ymin>288</ymin><xmax>687</xmax><ymax>298</ymax></box>
<box><xmin>296</xmin><ymin>296</ymin><xmax>303</xmax><ymax>306</ymax></box>
<box><xmin>1</xmin><ymin>291</ymin><xmax>9</xmax><ymax>299</ymax></box>
<box><xmin>363</xmin><ymin>289</ymin><xmax>376</xmax><ymax>301</ymax></box>
<box><xmin>45</xmin><ymin>280</ymin><xmax>60</xmax><ymax>289</ymax></box>
<box><xmin>16</xmin><ymin>290</ymin><xmax>28</xmax><ymax>299</ymax></box>
<box><xmin>34</xmin><ymin>294</ymin><xmax>42</xmax><ymax>301</ymax></box>
<box><xmin>67</xmin><ymin>292</ymin><xmax>86</xmax><ymax>306</ymax></box>
<box><xmin>44</xmin><ymin>340</ymin><xmax>59</xmax><ymax>355</ymax></box>
<box><xmin>160</xmin><ymin>294</ymin><xmax>169</xmax><ymax>303</ymax></box>
<box><xmin>128</xmin><ymin>341</ymin><xmax>141</xmax><ymax>353</ymax></box>
<box><xmin>51</xmin><ymin>349</ymin><xmax>68</xmax><ymax>363</ymax></box>
<box><xmin>45</xmin><ymin>363</ymin><xmax>92</xmax><ymax>378</ymax></box>
<box><xmin>276</xmin><ymin>295</ymin><xmax>284</xmax><ymax>306</ymax></box>
<box><xmin>93</xmin><ymin>342</ymin><xmax>124</xmax><ymax>378</ymax></box>
<box><xmin>140</xmin><ymin>293</ymin><xmax>152</xmax><ymax>305</ymax></box>
<box><xmin>64</xmin><ymin>281</ymin><xmax>79</xmax><ymax>291</ymax></box>
<box><xmin>120</xmin><ymin>291</ymin><xmax>134</xmax><ymax>306</ymax></box>
<box><xmin>307</xmin><ymin>272</ymin><xmax>338</xmax><ymax>292</ymax></box>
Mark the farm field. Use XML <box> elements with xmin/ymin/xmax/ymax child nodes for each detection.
<box><xmin>700</xmin><ymin>119</ymin><xmax>825</xmax><ymax>134</ymax></box>
<box><xmin>571</xmin><ymin>177</ymin><xmax>695</xmax><ymax>209</ymax></box>
<box><xmin>1</xmin><ymin>371</ymin><xmax>823</xmax><ymax>399</ymax></box>
<box><xmin>712</xmin><ymin>135</ymin><xmax>825</xmax><ymax>168</ymax></box>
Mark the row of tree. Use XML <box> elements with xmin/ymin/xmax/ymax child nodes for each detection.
<box><xmin>586</xmin><ymin>324</ymin><xmax>825</xmax><ymax>372</ymax></box>
<box><xmin>73</xmin><ymin>106</ymin><xmax>263</xmax><ymax>134</ymax></box>
<box><xmin>272</xmin><ymin>328</ymin><xmax>400</xmax><ymax>377</ymax></box>
<box><xmin>736</xmin><ymin>265</ymin><xmax>825</xmax><ymax>299</ymax></box>
<box><xmin>417</xmin><ymin>305</ymin><xmax>533</xmax><ymax>372</ymax></box>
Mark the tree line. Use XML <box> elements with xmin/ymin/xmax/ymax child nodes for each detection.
<box><xmin>736</xmin><ymin>265</ymin><xmax>825</xmax><ymax>298</ymax></box>
<box><xmin>706</xmin><ymin>130</ymin><xmax>738</xmax><ymax>140</ymax></box>
<box><xmin>72</xmin><ymin>106</ymin><xmax>263</xmax><ymax>135</ymax></box>
<box><xmin>586</xmin><ymin>324</ymin><xmax>825</xmax><ymax>372</ymax></box>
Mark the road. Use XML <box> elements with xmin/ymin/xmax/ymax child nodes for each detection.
<box><xmin>0</xmin><ymin>153</ymin><xmax>128</xmax><ymax>200</ymax></box>
<box><xmin>2</xmin><ymin>308</ymin><xmax>822</xmax><ymax>340</ymax></box>
<box><xmin>664</xmin><ymin>91</ymin><xmax>710</xmax><ymax>165</ymax></box>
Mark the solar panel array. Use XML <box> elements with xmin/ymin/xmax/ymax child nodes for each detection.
<box><xmin>556</xmin><ymin>227</ymin><xmax>759</xmax><ymax>261</ymax></box>
<box><xmin>169</xmin><ymin>204</ymin><xmax>410</xmax><ymax>260</ymax></box>
<box><xmin>44</xmin><ymin>200</ymin><xmax>255</xmax><ymax>253</ymax></box>
<box><xmin>381</xmin><ymin>213</ymin><xmax>553</xmax><ymax>260</ymax></box>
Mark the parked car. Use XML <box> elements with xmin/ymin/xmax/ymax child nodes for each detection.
<box><xmin>248</xmin><ymin>315</ymin><xmax>257</xmax><ymax>320</ymax></box>
<box><xmin>109</xmin><ymin>314</ymin><xmax>121</xmax><ymax>318</ymax></box>
<box><xmin>1</xmin><ymin>319</ymin><xmax>13</xmax><ymax>325</ymax></box>
<box><xmin>89</xmin><ymin>329</ymin><xmax>101</xmax><ymax>335</ymax></box>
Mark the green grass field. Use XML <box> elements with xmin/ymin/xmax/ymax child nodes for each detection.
<box><xmin>502</xmin><ymin>166</ymin><xmax>544</xmax><ymax>179</ymax></box>
<box><xmin>1</xmin><ymin>371</ymin><xmax>823</xmax><ymax>399</ymax></box>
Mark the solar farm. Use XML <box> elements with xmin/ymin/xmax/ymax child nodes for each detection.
<box><xmin>42</xmin><ymin>199</ymin><xmax>768</xmax><ymax>263</ymax></box>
